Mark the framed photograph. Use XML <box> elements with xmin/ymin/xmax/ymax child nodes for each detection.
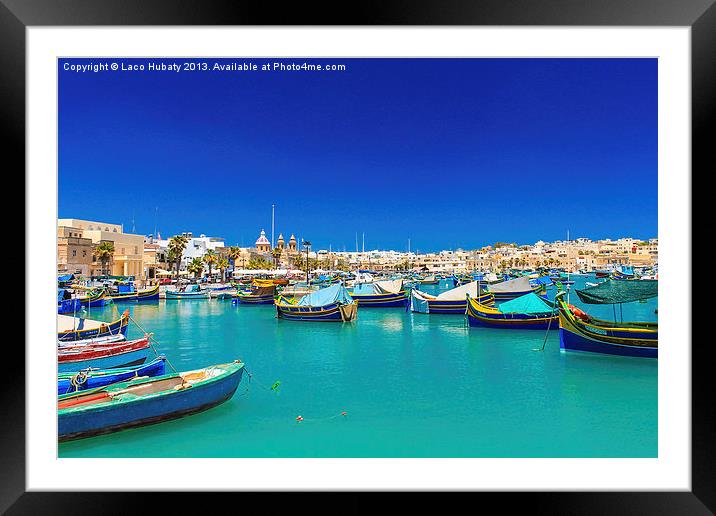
<box><xmin>6</xmin><ymin>0</ymin><xmax>710</xmax><ymax>512</ymax></box>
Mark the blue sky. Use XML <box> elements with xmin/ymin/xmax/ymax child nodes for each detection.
<box><xmin>59</xmin><ymin>58</ymin><xmax>657</xmax><ymax>252</ymax></box>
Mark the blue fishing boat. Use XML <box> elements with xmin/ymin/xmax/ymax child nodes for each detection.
<box><xmin>555</xmin><ymin>281</ymin><xmax>658</xmax><ymax>358</ymax></box>
<box><xmin>57</xmin><ymin>310</ymin><xmax>130</xmax><ymax>342</ymax></box>
<box><xmin>58</xmin><ymin>360</ymin><xmax>245</xmax><ymax>441</ymax></box>
<box><xmin>165</xmin><ymin>284</ymin><xmax>210</xmax><ymax>299</ymax></box>
<box><xmin>276</xmin><ymin>283</ymin><xmax>357</xmax><ymax>321</ymax></box>
<box><xmin>350</xmin><ymin>279</ymin><xmax>407</xmax><ymax>308</ymax></box>
<box><xmin>466</xmin><ymin>291</ymin><xmax>558</xmax><ymax>329</ymax></box>
<box><xmin>409</xmin><ymin>281</ymin><xmax>494</xmax><ymax>314</ymax></box>
<box><xmin>58</xmin><ymin>356</ymin><xmax>167</xmax><ymax>396</ymax></box>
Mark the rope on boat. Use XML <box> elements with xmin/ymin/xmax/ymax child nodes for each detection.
<box><xmin>127</xmin><ymin>313</ymin><xmax>179</xmax><ymax>374</ymax></box>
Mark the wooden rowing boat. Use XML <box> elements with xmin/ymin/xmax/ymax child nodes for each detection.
<box><xmin>58</xmin><ymin>361</ymin><xmax>245</xmax><ymax>441</ymax></box>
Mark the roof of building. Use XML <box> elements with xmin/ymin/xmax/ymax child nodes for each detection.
<box><xmin>255</xmin><ymin>230</ymin><xmax>270</xmax><ymax>246</ymax></box>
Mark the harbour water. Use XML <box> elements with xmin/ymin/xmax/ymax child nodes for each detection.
<box><xmin>58</xmin><ymin>276</ymin><xmax>657</xmax><ymax>458</ymax></box>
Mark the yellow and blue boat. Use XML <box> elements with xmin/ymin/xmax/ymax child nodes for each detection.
<box><xmin>466</xmin><ymin>291</ymin><xmax>558</xmax><ymax>329</ymax></box>
<box><xmin>555</xmin><ymin>281</ymin><xmax>658</xmax><ymax>358</ymax></box>
<box><xmin>276</xmin><ymin>283</ymin><xmax>357</xmax><ymax>322</ymax></box>
<box><xmin>350</xmin><ymin>279</ymin><xmax>407</xmax><ymax>308</ymax></box>
<box><xmin>57</xmin><ymin>309</ymin><xmax>130</xmax><ymax>342</ymax></box>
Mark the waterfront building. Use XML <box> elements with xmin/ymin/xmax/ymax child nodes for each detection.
<box><xmin>57</xmin><ymin>225</ymin><xmax>94</xmax><ymax>276</ymax></box>
<box><xmin>57</xmin><ymin>219</ymin><xmax>145</xmax><ymax>279</ymax></box>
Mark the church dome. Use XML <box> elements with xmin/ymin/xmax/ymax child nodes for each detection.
<box><xmin>255</xmin><ymin>229</ymin><xmax>270</xmax><ymax>246</ymax></box>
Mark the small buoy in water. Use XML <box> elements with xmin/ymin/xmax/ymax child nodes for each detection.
<box><xmin>341</xmin><ymin>411</ymin><xmax>347</xmax><ymax>417</ymax></box>
<box><xmin>296</xmin><ymin>415</ymin><xmax>303</xmax><ymax>422</ymax></box>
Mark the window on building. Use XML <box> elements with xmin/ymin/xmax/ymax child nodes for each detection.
<box><xmin>82</xmin><ymin>250</ymin><xmax>86</xmax><ymax>257</ymax></box>
<box><xmin>72</xmin><ymin>250</ymin><xmax>76</xmax><ymax>257</ymax></box>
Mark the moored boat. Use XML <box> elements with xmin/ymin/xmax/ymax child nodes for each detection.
<box><xmin>57</xmin><ymin>310</ymin><xmax>130</xmax><ymax>342</ymax></box>
<box><xmin>486</xmin><ymin>277</ymin><xmax>542</xmax><ymax>301</ymax></box>
<box><xmin>234</xmin><ymin>283</ymin><xmax>276</xmax><ymax>304</ymax></box>
<box><xmin>77</xmin><ymin>289</ymin><xmax>108</xmax><ymax>308</ymax></box>
<box><xmin>555</xmin><ymin>281</ymin><xmax>658</xmax><ymax>358</ymax></box>
<box><xmin>276</xmin><ymin>283</ymin><xmax>357</xmax><ymax>321</ymax></box>
<box><xmin>349</xmin><ymin>279</ymin><xmax>407</xmax><ymax>307</ymax></box>
<box><xmin>165</xmin><ymin>284</ymin><xmax>210</xmax><ymax>299</ymax></box>
<box><xmin>58</xmin><ymin>360</ymin><xmax>245</xmax><ymax>441</ymax></box>
<box><xmin>466</xmin><ymin>291</ymin><xmax>558</xmax><ymax>329</ymax></box>
<box><xmin>57</xmin><ymin>335</ymin><xmax>152</xmax><ymax>373</ymax></box>
<box><xmin>409</xmin><ymin>281</ymin><xmax>494</xmax><ymax>314</ymax></box>
<box><xmin>58</xmin><ymin>356</ymin><xmax>167</xmax><ymax>396</ymax></box>
<box><xmin>108</xmin><ymin>284</ymin><xmax>160</xmax><ymax>302</ymax></box>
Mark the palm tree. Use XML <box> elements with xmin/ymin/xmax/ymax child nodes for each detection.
<box><xmin>168</xmin><ymin>235</ymin><xmax>188</xmax><ymax>280</ymax></box>
<box><xmin>271</xmin><ymin>247</ymin><xmax>282</xmax><ymax>269</ymax></box>
<box><xmin>187</xmin><ymin>257</ymin><xmax>204</xmax><ymax>279</ymax></box>
<box><xmin>94</xmin><ymin>241</ymin><xmax>115</xmax><ymax>276</ymax></box>
<box><xmin>203</xmin><ymin>249</ymin><xmax>218</xmax><ymax>280</ymax></box>
<box><xmin>227</xmin><ymin>246</ymin><xmax>241</xmax><ymax>267</ymax></box>
<box><xmin>217</xmin><ymin>257</ymin><xmax>230</xmax><ymax>283</ymax></box>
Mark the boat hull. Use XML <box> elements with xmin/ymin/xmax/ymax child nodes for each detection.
<box><xmin>57</xmin><ymin>312</ymin><xmax>129</xmax><ymax>342</ymax></box>
<box><xmin>557</xmin><ymin>310</ymin><xmax>657</xmax><ymax>358</ymax></box>
<box><xmin>165</xmin><ymin>290</ymin><xmax>210</xmax><ymax>299</ymax></box>
<box><xmin>58</xmin><ymin>363</ymin><xmax>244</xmax><ymax>441</ymax></box>
<box><xmin>110</xmin><ymin>285</ymin><xmax>160</xmax><ymax>302</ymax></box>
<box><xmin>58</xmin><ymin>357</ymin><xmax>167</xmax><ymax>396</ymax></box>
<box><xmin>350</xmin><ymin>291</ymin><xmax>407</xmax><ymax>308</ymax></box>
<box><xmin>466</xmin><ymin>299</ymin><xmax>558</xmax><ymax>329</ymax></box>
<box><xmin>411</xmin><ymin>292</ymin><xmax>495</xmax><ymax>314</ymax></box>
<box><xmin>234</xmin><ymin>294</ymin><xmax>275</xmax><ymax>304</ymax></box>
<box><xmin>57</xmin><ymin>345</ymin><xmax>151</xmax><ymax>373</ymax></box>
<box><xmin>276</xmin><ymin>302</ymin><xmax>357</xmax><ymax>321</ymax></box>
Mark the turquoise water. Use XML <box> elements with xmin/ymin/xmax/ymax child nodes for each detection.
<box><xmin>58</xmin><ymin>276</ymin><xmax>657</xmax><ymax>458</ymax></box>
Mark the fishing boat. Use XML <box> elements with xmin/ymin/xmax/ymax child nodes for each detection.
<box><xmin>58</xmin><ymin>360</ymin><xmax>245</xmax><ymax>441</ymax></box>
<box><xmin>555</xmin><ymin>280</ymin><xmax>658</xmax><ymax>358</ymax></box>
<box><xmin>107</xmin><ymin>284</ymin><xmax>160</xmax><ymax>302</ymax></box>
<box><xmin>77</xmin><ymin>288</ymin><xmax>108</xmax><ymax>308</ymax></box>
<box><xmin>409</xmin><ymin>281</ymin><xmax>494</xmax><ymax>314</ymax></box>
<box><xmin>419</xmin><ymin>274</ymin><xmax>439</xmax><ymax>285</ymax></box>
<box><xmin>165</xmin><ymin>284</ymin><xmax>210</xmax><ymax>299</ymax></box>
<box><xmin>349</xmin><ymin>279</ymin><xmax>407</xmax><ymax>307</ymax></box>
<box><xmin>57</xmin><ymin>309</ymin><xmax>130</xmax><ymax>342</ymax></box>
<box><xmin>57</xmin><ymin>333</ymin><xmax>127</xmax><ymax>349</ymax></box>
<box><xmin>57</xmin><ymin>336</ymin><xmax>152</xmax><ymax>373</ymax></box>
<box><xmin>234</xmin><ymin>283</ymin><xmax>276</xmax><ymax>304</ymax></box>
<box><xmin>486</xmin><ymin>277</ymin><xmax>542</xmax><ymax>301</ymax></box>
<box><xmin>594</xmin><ymin>270</ymin><xmax>610</xmax><ymax>278</ymax></box>
<box><xmin>466</xmin><ymin>291</ymin><xmax>558</xmax><ymax>329</ymax></box>
<box><xmin>276</xmin><ymin>283</ymin><xmax>357</xmax><ymax>322</ymax></box>
<box><xmin>58</xmin><ymin>356</ymin><xmax>167</xmax><ymax>396</ymax></box>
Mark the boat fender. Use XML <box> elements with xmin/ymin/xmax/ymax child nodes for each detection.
<box><xmin>568</xmin><ymin>304</ymin><xmax>590</xmax><ymax>322</ymax></box>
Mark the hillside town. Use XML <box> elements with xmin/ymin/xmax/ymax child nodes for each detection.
<box><xmin>58</xmin><ymin>218</ymin><xmax>658</xmax><ymax>284</ymax></box>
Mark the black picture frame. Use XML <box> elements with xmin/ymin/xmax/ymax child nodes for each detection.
<box><xmin>5</xmin><ymin>0</ymin><xmax>709</xmax><ymax>512</ymax></box>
